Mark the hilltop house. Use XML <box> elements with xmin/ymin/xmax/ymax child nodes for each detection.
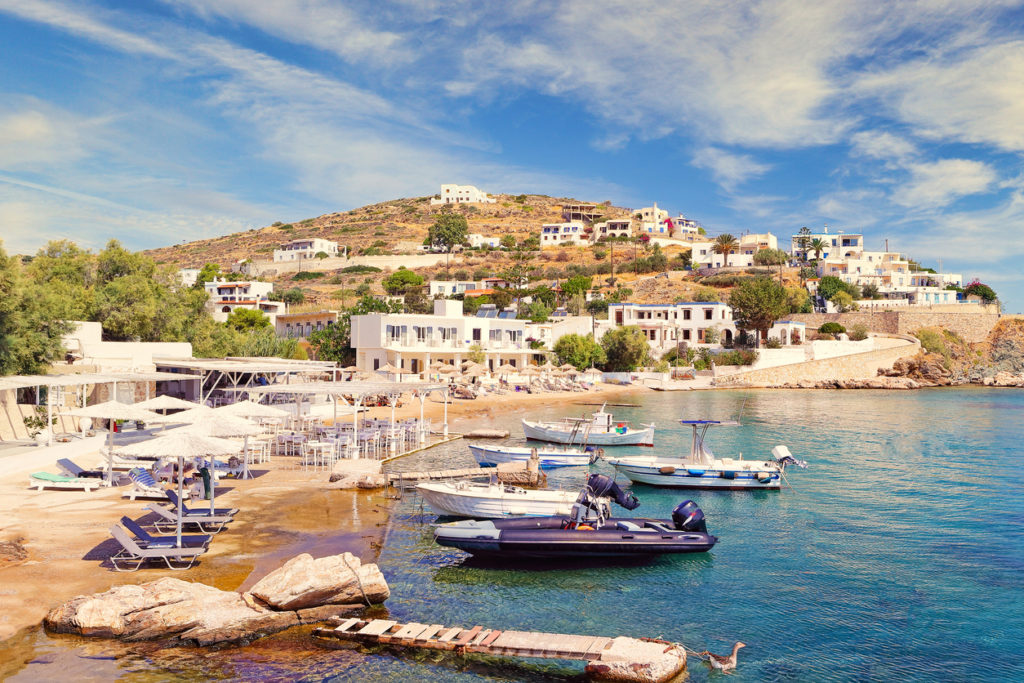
<box><xmin>430</xmin><ymin>184</ymin><xmax>496</xmax><ymax>205</ymax></box>
<box><xmin>813</xmin><ymin>249</ymin><xmax>963</xmax><ymax>308</ymax></box>
<box><xmin>204</xmin><ymin>277</ymin><xmax>285</xmax><ymax>325</ymax></box>
<box><xmin>540</xmin><ymin>221</ymin><xmax>588</xmax><ymax>247</ymax></box>
<box><xmin>594</xmin><ymin>218</ymin><xmax>632</xmax><ymax>240</ymax></box>
<box><xmin>273</xmin><ymin>238</ymin><xmax>340</xmax><ymax>262</ymax></box>
<box><xmin>790</xmin><ymin>228</ymin><xmax>863</xmax><ymax>261</ymax></box>
<box><xmin>467</xmin><ymin>233</ymin><xmax>501</xmax><ymax>249</ymax></box>
<box><xmin>276</xmin><ymin>310</ymin><xmax>339</xmax><ymax>339</ymax></box>
<box><xmin>689</xmin><ymin>233</ymin><xmax>779</xmax><ymax>268</ymax></box>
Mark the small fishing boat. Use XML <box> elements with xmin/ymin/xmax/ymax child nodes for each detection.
<box><xmin>416</xmin><ymin>480</ymin><xmax>590</xmax><ymax>518</ymax></box>
<box><xmin>433</xmin><ymin>474</ymin><xmax>716</xmax><ymax>559</ymax></box>
<box><xmin>605</xmin><ymin>419</ymin><xmax>806</xmax><ymax>490</ymax></box>
<box><xmin>521</xmin><ymin>404</ymin><xmax>654</xmax><ymax>446</ymax></box>
<box><xmin>468</xmin><ymin>443</ymin><xmax>596</xmax><ymax>468</ymax></box>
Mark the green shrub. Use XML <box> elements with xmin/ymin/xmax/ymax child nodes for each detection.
<box><xmin>340</xmin><ymin>265</ymin><xmax>381</xmax><ymax>274</ymax></box>
<box><xmin>849</xmin><ymin>323</ymin><xmax>869</xmax><ymax>341</ymax></box>
<box><xmin>765</xmin><ymin>338</ymin><xmax>782</xmax><ymax>349</ymax></box>
<box><xmin>819</xmin><ymin>322</ymin><xmax>846</xmax><ymax>335</ymax></box>
<box><xmin>292</xmin><ymin>271</ymin><xmax>324</xmax><ymax>281</ymax></box>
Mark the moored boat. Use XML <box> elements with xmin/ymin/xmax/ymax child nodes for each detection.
<box><xmin>433</xmin><ymin>474</ymin><xmax>716</xmax><ymax>560</ymax></box>
<box><xmin>416</xmin><ymin>480</ymin><xmax>589</xmax><ymax>518</ymax></box>
<box><xmin>469</xmin><ymin>443</ymin><xmax>595</xmax><ymax>468</ymax></box>
<box><xmin>521</xmin><ymin>404</ymin><xmax>654</xmax><ymax>446</ymax></box>
<box><xmin>605</xmin><ymin>419</ymin><xmax>806</xmax><ymax>490</ymax></box>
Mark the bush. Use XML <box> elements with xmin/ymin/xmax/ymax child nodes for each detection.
<box><xmin>555</xmin><ymin>251</ymin><xmax>570</xmax><ymax>262</ymax></box>
<box><xmin>292</xmin><ymin>271</ymin><xmax>324</xmax><ymax>281</ymax></box>
<box><xmin>593</xmin><ymin>249</ymin><xmax>607</xmax><ymax>260</ymax></box>
<box><xmin>340</xmin><ymin>265</ymin><xmax>381</xmax><ymax>274</ymax></box>
<box><xmin>819</xmin><ymin>322</ymin><xmax>846</xmax><ymax>335</ymax></box>
<box><xmin>765</xmin><ymin>338</ymin><xmax>782</xmax><ymax>349</ymax></box>
<box><xmin>849</xmin><ymin>323</ymin><xmax>869</xmax><ymax>341</ymax></box>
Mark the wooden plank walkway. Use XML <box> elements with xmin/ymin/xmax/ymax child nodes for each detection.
<box><xmin>385</xmin><ymin>466</ymin><xmax>493</xmax><ymax>484</ymax></box>
<box><xmin>315</xmin><ymin>617</ymin><xmax>613</xmax><ymax>661</ymax></box>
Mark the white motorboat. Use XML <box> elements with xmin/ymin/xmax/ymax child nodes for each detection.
<box><xmin>605</xmin><ymin>419</ymin><xmax>806</xmax><ymax>490</ymax></box>
<box><xmin>469</xmin><ymin>443</ymin><xmax>595</xmax><ymax>469</ymax></box>
<box><xmin>521</xmin><ymin>404</ymin><xmax>654</xmax><ymax>446</ymax></box>
<box><xmin>417</xmin><ymin>480</ymin><xmax>593</xmax><ymax>518</ymax></box>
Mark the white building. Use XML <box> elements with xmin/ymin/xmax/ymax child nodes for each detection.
<box><xmin>351</xmin><ymin>299</ymin><xmax>531</xmax><ymax>376</ymax></box>
<box><xmin>609</xmin><ymin>302</ymin><xmax>737</xmax><ymax>351</ymax></box>
<box><xmin>430</xmin><ymin>184</ymin><xmax>496</xmax><ymax>205</ymax></box>
<box><xmin>594</xmin><ymin>218</ymin><xmax>632</xmax><ymax>240</ymax></box>
<box><xmin>178</xmin><ymin>268</ymin><xmax>201</xmax><ymax>288</ymax></box>
<box><xmin>62</xmin><ymin>321</ymin><xmax>192</xmax><ymax>372</ymax></box>
<box><xmin>273</xmin><ymin>238</ymin><xmax>340</xmax><ymax>263</ymax></box>
<box><xmin>467</xmin><ymin>233</ymin><xmax>501</xmax><ymax>249</ymax></box>
<box><xmin>204</xmin><ymin>277</ymin><xmax>285</xmax><ymax>325</ymax></box>
<box><xmin>525</xmin><ymin>314</ymin><xmax>596</xmax><ymax>350</ymax></box>
<box><xmin>790</xmin><ymin>229</ymin><xmax>864</xmax><ymax>261</ymax></box>
<box><xmin>814</xmin><ymin>249</ymin><xmax>963</xmax><ymax>308</ymax></box>
<box><xmin>636</xmin><ymin>203</ymin><xmax>670</xmax><ymax>235</ymax></box>
<box><xmin>276</xmin><ymin>310</ymin><xmax>339</xmax><ymax>339</ymax></box>
<box><xmin>540</xmin><ymin>221</ymin><xmax>588</xmax><ymax>247</ymax></box>
<box><xmin>688</xmin><ymin>233</ymin><xmax>778</xmax><ymax>268</ymax></box>
<box><xmin>429</xmin><ymin>280</ymin><xmax>479</xmax><ymax>297</ymax></box>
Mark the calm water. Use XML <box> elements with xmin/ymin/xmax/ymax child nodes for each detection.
<box><xmin>7</xmin><ymin>389</ymin><xmax>1024</xmax><ymax>681</ymax></box>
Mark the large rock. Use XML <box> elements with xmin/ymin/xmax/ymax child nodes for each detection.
<box><xmin>585</xmin><ymin>637</ymin><xmax>688</xmax><ymax>683</ymax></box>
<box><xmin>45</xmin><ymin>552</ymin><xmax>387</xmax><ymax>645</ymax></box>
<box><xmin>247</xmin><ymin>552</ymin><xmax>389</xmax><ymax>610</ymax></box>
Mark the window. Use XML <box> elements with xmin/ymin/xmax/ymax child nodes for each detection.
<box><xmin>682</xmin><ymin>329</ymin><xmax>691</xmax><ymax>340</ymax></box>
<box><xmin>472</xmin><ymin>328</ymin><xmax>482</xmax><ymax>342</ymax></box>
<box><xmin>704</xmin><ymin>309</ymin><xmax>713</xmax><ymax>320</ymax></box>
<box><xmin>683</xmin><ymin>309</ymin><xmax>691</xmax><ymax>320</ymax></box>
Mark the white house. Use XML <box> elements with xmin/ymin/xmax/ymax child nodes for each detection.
<box><xmin>525</xmin><ymin>314</ymin><xmax>596</xmax><ymax>350</ymax></box>
<box><xmin>467</xmin><ymin>233</ymin><xmax>502</xmax><ymax>249</ymax></box>
<box><xmin>178</xmin><ymin>268</ymin><xmax>201</xmax><ymax>288</ymax></box>
<box><xmin>204</xmin><ymin>277</ymin><xmax>285</xmax><ymax>325</ymax></box>
<box><xmin>540</xmin><ymin>221</ymin><xmax>588</xmax><ymax>247</ymax></box>
<box><xmin>791</xmin><ymin>229</ymin><xmax>864</xmax><ymax>261</ymax></box>
<box><xmin>61</xmin><ymin>321</ymin><xmax>192</xmax><ymax>372</ymax></box>
<box><xmin>608</xmin><ymin>302</ymin><xmax>737</xmax><ymax>352</ymax></box>
<box><xmin>276</xmin><ymin>310</ymin><xmax>339</xmax><ymax>339</ymax></box>
<box><xmin>273</xmin><ymin>238</ymin><xmax>340</xmax><ymax>262</ymax></box>
<box><xmin>429</xmin><ymin>280</ymin><xmax>479</xmax><ymax>297</ymax></box>
<box><xmin>351</xmin><ymin>299</ymin><xmax>530</xmax><ymax>376</ymax></box>
<box><xmin>688</xmin><ymin>233</ymin><xmax>779</xmax><ymax>268</ymax></box>
<box><xmin>430</xmin><ymin>184</ymin><xmax>496</xmax><ymax>205</ymax></box>
<box><xmin>594</xmin><ymin>218</ymin><xmax>632</xmax><ymax>240</ymax></box>
<box><xmin>814</xmin><ymin>249</ymin><xmax>963</xmax><ymax>308</ymax></box>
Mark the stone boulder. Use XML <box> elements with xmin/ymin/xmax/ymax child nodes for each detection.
<box><xmin>45</xmin><ymin>552</ymin><xmax>387</xmax><ymax>646</ymax></box>
<box><xmin>247</xmin><ymin>552</ymin><xmax>389</xmax><ymax>611</ymax></box>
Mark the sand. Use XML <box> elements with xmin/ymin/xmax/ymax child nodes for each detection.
<box><xmin>0</xmin><ymin>381</ymin><xmax>644</xmax><ymax>642</ymax></box>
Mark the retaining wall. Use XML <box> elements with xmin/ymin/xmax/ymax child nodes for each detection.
<box><xmin>248</xmin><ymin>253</ymin><xmax>454</xmax><ymax>277</ymax></box>
<box><xmin>789</xmin><ymin>308</ymin><xmax>1000</xmax><ymax>343</ymax></box>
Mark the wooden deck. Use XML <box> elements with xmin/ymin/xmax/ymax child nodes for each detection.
<box><xmin>385</xmin><ymin>466</ymin><xmax>493</xmax><ymax>485</ymax></box>
<box><xmin>313</xmin><ymin>618</ymin><xmax>688</xmax><ymax>682</ymax></box>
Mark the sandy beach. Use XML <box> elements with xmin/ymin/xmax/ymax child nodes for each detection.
<box><xmin>0</xmin><ymin>381</ymin><xmax>645</xmax><ymax>643</ymax></box>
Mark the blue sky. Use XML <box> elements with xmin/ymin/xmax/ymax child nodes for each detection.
<box><xmin>2</xmin><ymin>1</ymin><xmax>1024</xmax><ymax>310</ymax></box>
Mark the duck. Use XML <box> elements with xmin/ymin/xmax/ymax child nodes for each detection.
<box><xmin>700</xmin><ymin>641</ymin><xmax>745</xmax><ymax>673</ymax></box>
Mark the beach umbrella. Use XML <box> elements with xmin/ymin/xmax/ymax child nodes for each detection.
<box><xmin>170</xmin><ymin>413</ymin><xmax>260</xmax><ymax>509</ymax></box>
<box><xmin>460</xmin><ymin>360</ymin><xmax>476</xmax><ymax>370</ymax></box>
<box><xmin>428</xmin><ymin>360</ymin><xmax>444</xmax><ymax>370</ymax></box>
<box><xmin>64</xmin><ymin>401</ymin><xmax>164</xmax><ymax>483</ymax></box>
<box><xmin>135</xmin><ymin>395</ymin><xmax>201</xmax><ymax>433</ymax></box>
<box><xmin>463</xmin><ymin>366</ymin><xmax>486</xmax><ymax>377</ymax></box>
<box><xmin>215</xmin><ymin>401</ymin><xmax>290</xmax><ymax>478</ymax></box>
<box><xmin>497</xmin><ymin>363</ymin><xmax>517</xmax><ymax>373</ymax></box>
<box><xmin>119</xmin><ymin>432</ymin><xmax>240</xmax><ymax>547</ymax></box>
<box><xmin>149</xmin><ymin>404</ymin><xmax>215</xmax><ymax>424</ymax></box>
<box><xmin>439</xmin><ymin>363</ymin><xmax>458</xmax><ymax>374</ymax></box>
<box><xmin>522</xmin><ymin>366</ymin><xmax>541</xmax><ymax>375</ymax></box>
<box><xmin>559</xmin><ymin>363</ymin><xmax>576</xmax><ymax>371</ymax></box>
<box><xmin>540</xmin><ymin>361</ymin><xmax>557</xmax><ymax>371</ymax></box>
<box><xmin>342</xmin><ymin>365</ymin><xmax>359</xmax><ymax>372</ymax></box>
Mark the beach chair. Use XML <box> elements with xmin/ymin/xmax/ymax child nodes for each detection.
<box><xmin>165</xmin><ymin>490</ymin><xmax>238</xmax><ymax>517</ymax></box>
<box><xmin>144</xmin><ymin>504</ymin><xmax>235</xmax><ymax>534</ymax></box>
<box><xmin>122</xmin><ymin>468</ymin><xmax>168</xmax><ymax>501</ymax></box>
<box><xmin>28</xmin><ymin>471</ymin><xmax>102</xmax><ymax>492</ymax></box>
<box><xmin>108</xmin><ymin>524</ymin><xmax>205</xmax><ymax>571</ymax></box>
<box><xmin>56</xmin><ymin>458</ymin><xmax>106</xmax><ymax>479</ymax></box>
<box><xmin>120</xmin><ymin>516</ymin><xmax>210</xmax><ymax>549</ymax></box>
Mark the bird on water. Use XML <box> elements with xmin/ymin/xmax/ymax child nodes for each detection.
<box><xmin>700</xmin><ymin>641</ymin><xmax>746</xmax><ymax>673</ymax></box>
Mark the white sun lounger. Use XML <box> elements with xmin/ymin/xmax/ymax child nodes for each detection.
<box><xmin>29</xmin><ymin>472</ymin><xmax>102</xmax><ymax>492</ymax></box>
<box><xmin>108</xmin><ymin>524</ymin><xmax>206</xmax><ymax>571</ymax></box>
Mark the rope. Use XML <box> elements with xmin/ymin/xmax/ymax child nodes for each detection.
<box><xmin>682</xmin><ymin>645</ymin><xmax>709</xmax><ymax>661</ymax></box>
<box><xmin>341</xmin><ymin>554</ymin><xmax>373</xmax><ymax>607</ymax></box>
<box><xmin>781</xmin><ymin>468</ymin><xmax>798</xmax><ymax>494</ymax></box>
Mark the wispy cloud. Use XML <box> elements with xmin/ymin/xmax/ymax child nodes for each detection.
<box><xmin>892</xmin><ymin>158</ymin><xmax>998</xmax><ymax>208</ymax></box>
<box><xmin>691</xmin><ymin>147</ymin><xmax>771</xmax><ymax>192</ymax></box>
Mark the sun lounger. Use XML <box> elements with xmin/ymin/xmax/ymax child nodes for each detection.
<box><xmin>29</xmin><ymin>472</ymin><xmax>102</xmax><ymax>492</ymax></box>
<box><xmin>121</xmin><ymin>468</ymin><xmax>168</xmax><ymax>501</ymax></box>
<box><xmin>120</xmin><ymin>516</ymin><xmax>210</xmax><ymax>549</ymax></box>
<box><xmin>144</xmin><ymin>504</ymin><xmax>235</xmax><ymax>533</ymax></box>
<box><xmin>56</xmin><ymin>458</ymin><xmax>105</xmax><ymax>479</ymax></box>
<box><xmin>166</xmin><ymin>490</ymin><xmax>239</xmax><ymax>517</ymax></box>
<box><xmin>103</xmin><ymin>450</ymin><xmax>159</xmax><ymax>471</ymax></box>
<box><xmin>108</xmin><ymin>524</ymin><xmax>205</xmax><ymax>571</ymax></box>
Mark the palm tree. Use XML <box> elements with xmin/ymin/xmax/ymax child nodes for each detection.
<box><xmin>713</xmin><ymin>234</ymin><xmax>739</xmax><ymax>267</ymax></box>
<box><xmin>809</xmin><ymin>238</ymin><xmax>827</xmax><ymax>262</ymax></box>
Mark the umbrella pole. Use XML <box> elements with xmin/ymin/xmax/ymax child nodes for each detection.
<box><xmin>177</xmin><ymin>456</ymin><xmax>184</xmax><ymax>547</ymax></box>
<box><xmin>242</xmin><ymin>435</ymin><xmax>251</xmax><ymax>479</ymax></box>
<box><xmin>106</xmin><ymin>429</ymin><xmax>114</xmax><ymax>485</ymax></box>
<box><xmin>209</xmin><ymin>452</ymin><xmax>217</xmax><ymax>515</ymax></box>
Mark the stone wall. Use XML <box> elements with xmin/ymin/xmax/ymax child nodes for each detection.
<box><xmin>717</xmin><ymin>336</ymin><xmax>920</xmax><ymax>387</ymax></box>
<box><xmin>789</xmin><ymin>307</ymin><xmax>1000</xmax><ymax>343</ymax></box>
<box><xmin>248</xmin><ymin>253</ymin><xmax>453</xmax><ymax>277</ymax></box>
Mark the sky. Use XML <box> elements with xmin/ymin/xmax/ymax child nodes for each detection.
<box><xmin>1</xmin><ymin>1</ymin><xmax>1023</xmax><ymax>310</ymax></box>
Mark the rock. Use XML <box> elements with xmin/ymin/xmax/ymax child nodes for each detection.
<box><xmin>45</xmin><ymin>552</ymin><xmax>389</xmax><ymax>646</ymax></box>
<box><xmin>585</xmin><ymin>637</ymin><xmax>687</xmax><ymax>683</ymax></box>
<box><xmin>247</xmin><ymin>552</ymin><xmax>389</xmax><ymax>611</ymax></box>
<box><xmin>328</xmin><ymin>458</ymin><xmax>382</xmax><ymax>486</ymax></box>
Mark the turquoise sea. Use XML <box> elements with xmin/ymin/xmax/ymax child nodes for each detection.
<box><xmin>6</xmin><ymin>388</ymin><xmax>1024</xmax><ymax>681</ymax></box>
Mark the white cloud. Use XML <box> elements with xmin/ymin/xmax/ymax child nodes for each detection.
<box><xmin>850</xmin><ymin>131</ymin><xmax>917</xmax><ymax>163</ymax></box>
<box><xmin>891</xmin><ymin>158</ymin><xmax>997</xmax><ymax>208</ymax></box>
<box><xmin>691</xmin><ymin>147</ymin><xmax>771</xmax><ymax>191</ymax></box>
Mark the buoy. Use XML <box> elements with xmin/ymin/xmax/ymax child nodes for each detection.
<box><xmin>659</xmin><ymin>465</ymin><xmax>677</xmax><ymax>474</ymax></box>
<box><xmin>756</xmin><ymin>472</ymin><xmax>771</xmax><ymax>483</ymax></box>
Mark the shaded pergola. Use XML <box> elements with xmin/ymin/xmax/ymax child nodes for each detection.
<box><xmin>0</xmin><ymin>371</ymin><xmax>201</xmax><ymax>446</ymax></box>
<box><xmin>153</xmin><ymin>357</ymin><xmax>338</xmax><ymax>404</ymax></box>
<box><xmin>246</xmin><ymin>380</ymin><xmax>450</xmax><ymax>455</ymax></box>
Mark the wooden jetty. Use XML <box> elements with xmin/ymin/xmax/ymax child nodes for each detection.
<box><xmin>386</xmin><ymin>466</ymin><xmax>492</xmax><ymax>484</ymax></box>
<box><xmin>313</xmin><ymin>617</ymin><xmax>687</xmax><ymax>682</ymax></box>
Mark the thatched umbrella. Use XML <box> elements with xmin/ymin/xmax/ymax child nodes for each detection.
<box><xmin>64</xmin><ymin>401</ymin><xmax>164</xmax><ymax>483</ymax></box>
<box><xmin>583</xmin><ymin>367</ymin><xmax>603</xmax><ymax>381</ymax></box>
<box><xmin>439</xmin><ymin>363</ymin><xmax>458</xmax><ymax>375</ymax></box>
<box><xmin>540</xmin><ymin>361</ymin><xmax>557</xmax><ymax>372</ymax></box>
<box><xmin>559</xmin><ymin>363</ymin><xmax>576</xmax><ymax>372</ymax></box>
<box><xmin>119</xmin><ymin>432</ymin><xmax>240</xmax><ymax>547</ymax></box>
<box><xmin>378</xmin><ymin>362</ymin><xmax>403</xmax><ymax>381</ymax></box>
<box><xmin>428</xmin><ymin>360</ymin><xmax>444</xmax><ymax>370</ymax></box>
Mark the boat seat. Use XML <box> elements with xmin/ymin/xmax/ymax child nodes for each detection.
<box><xmin>615</xmin><ymin>521</ymin><xmax>644</xmax><ymax>532</ymax></box>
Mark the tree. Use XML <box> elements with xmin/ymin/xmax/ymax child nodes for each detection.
<box><xmin>529</xmin><ymin>285</ymin><xmax>556</xmax><ymax>309</ymax></box>
<box><xmin>490</xmin><ymin>287</ymin><xmax>514</xmax><ymax>311</ymax></box>
<box><xmin>796</xmin><ymin>226</ymin><xmax>812</xmax><ymax>261</ymax></box>
<box><xmin>0</xmin><ymin>242</ymin><xmax>72</xmax><ymax>375</ymax></box>
<box><xmin>753</xmin><ymin>247</ymin><xmax>788</xmax><ymax>283</ymax></box>
<box><xmin>315</xmin><ymin>251</ymin><xmax>329</xmax><ymax>260</ymax></box>
<box><xmin>816</xmin><ymin>275</ymin><xmax>850</xmax><ymax>301</ymax></box>
<box><xmin>728</xmin><ymin>277</ymin><xmax>790</xmax><ymax>344</ymax></box>
<box><xmin>809</xmin><ymin>238</ymin><xmax>827</xmax><ymax>261</ymax></box>
<box><xmin>526</xmin><ymin>301</ymin><xmax>551</xmax><ymax>322</ymax></box>
<box><xmin>382</xmin><ymin>267</ymin><xmax>425</xmax><ymax>295</ymax></box>
<box><xmin>553</xmin><ymin>333</ymin><xmax>606</xmax><ymax>370</ymax></box>
<box><xmin>784</xmin><ymin>285</ymin><xmax>812</xmax><ymax>313</ymax></box>
<box><xmin>428</xmin><ymin>207</ymin><xmax>469</xmax><ymax>253</ymax></box>
<box><xmin>831</xmin><ymin>290</ymin><xmax>857</xmax><ymax>312</ymax></box>
<box><xmin>713</xmin><ymin>234</ymin><xmax>739</xmax><ymax>267</ymax></box>
<box><xmin>226</xmin><ymin>308</ymin><xmax>271</xmax><ymax>331</ymax></box>
<box><xmin>275</xmin><ymin>287</ymin><xmax>305</xmax><ymax>305</ymax></box>
<box><xmin>601</xmin><ymin>326</ymin><xmax>651</xmax><ymax>371</ymax></box>
<box><xmin>503</xmin><ymin>242</ymin><xmax>536</xmax><ymax>315</ymax></box>
<box><xmin>561</xmin><ymin>275</ymin><xmax>592</xmax><ymax>299</ymax></box>
<box><xmin>500</xmin><ymin>234</ymin><xmax>516</xmax><ymax>249</ymax></box>
<box><xmin>861</xmin><ymin>282</ymin><xmax>881</xmax><ymax>300</ymax></box>
<box><xmin>648</xmin><ymin>243</ymin><xmax>667</xmax><ymax>272</ymax></box>
<box><xmin>963</xmin><ymin>280</ymin><xmax>997</xmax><ymax>303</ymax></box>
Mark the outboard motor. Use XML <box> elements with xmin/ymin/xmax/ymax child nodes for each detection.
<box><xmin>586</xmin><ymin>473</ymin><xmax>640</xmax><ymax>511</ymax></box>
<box><xmin>672</xmin><ymin>500</ymin><xmax>707</xmax><ymax>533</ymax></box>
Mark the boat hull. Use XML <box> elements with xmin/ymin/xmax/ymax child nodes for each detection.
<box><xmin>521</xmin><ymin>421</ymin><xmax>654</xmax><ymax>446</ymax></box>
<box><xmin>607</xmin><ymin>457</ymin><xmax>782</xmax><ymax>490</ymax></box>
<box><xmin>469</xmin><ymin>444</ymin><xmax>591</xmax><ymax>468</ymax></box>
<box><xmin>416</xmin><ymin>482</ymin><xmax>578</xmax><ymax>518</ymax></box>
<box><xmin>434</xmin><ymin>516</ymin><xmax>716</xmax><ymax>558</ymax></box>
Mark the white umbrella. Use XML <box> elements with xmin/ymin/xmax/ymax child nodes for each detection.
<box><xmin>135</xmin><ymin>395</ymin><xmax>199</xmax><ymax>411</ymax></box>
<box><xmin>64</xmin><ymin>401</ymin><xmax>164</xmax><ymax>483</ymax></box>
<box><xmin>119</xmin><ymin>432</ymin><xmax>239</xmax><ymax>547</ymax></box>
<box><xmin>170</xmin><ymin>414</ymin><xmax>260</xmax><ymax>510</ymax></box>
<box><xmin>214</xmin><ymin>402</ymin><xmax>288</xmax><ymax>478</ymax></box>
